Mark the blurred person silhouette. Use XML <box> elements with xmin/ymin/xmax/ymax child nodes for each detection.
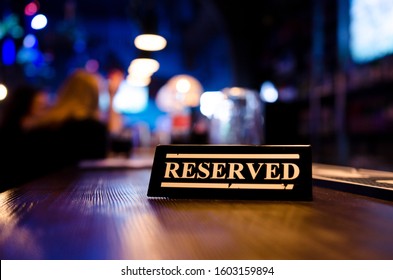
<box><xmin>21</xmin><ymin>69</ymin><xmax>109</xmax><ymax>183</ymax></box>
<box><xmin>0</xmin><ymin>84</ymin><xmax>49</xmax><ymax>135</ymax></box>
<box><xmin>0</xmin><ymin>84</ymin><xmax>50</xmax><ymax>191</ymax></box>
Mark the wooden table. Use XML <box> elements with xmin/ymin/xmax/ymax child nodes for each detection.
<box><xmin>1</xmin><ymin>161</ymin><xmax>393</xmax><ymax>260</ymax></box>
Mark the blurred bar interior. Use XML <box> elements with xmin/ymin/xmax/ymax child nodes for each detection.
<box><xmin>1</xmin><ymin>0</ymin><xmax>393</xmax><ymax>170</ymax></box>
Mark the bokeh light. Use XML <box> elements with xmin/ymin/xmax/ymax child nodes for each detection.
<box><xmin>0</xmin><ymin>84</ymin><xmax>8</xmax><ymax>101</ymax></box>
<box><xmin>113</xmin><ymin>80</ymin><xmax>149</xmax><ymax>114</ymax></box>
<box><xmin>134</xmin><ymin>34</ymin><xmax>167</xmax><ymax>51</ymax></box>
<box><xmin>85</xmin><ymin>59</ymin><xmax>99</xmax><ymax>73</ymax></box>
<box><xmin>156</xmin><ymin>75</ymin><xmax>203</xmax><ymax>113</ymax></box>
<box><xmin>260</xmin><ymin>81</ymin><xmax>278</xmax><ymax>103</ymax></box>
<box><xmin>24</xmin><ymin>2</ymin><xmax>39</xmax><ymax>16</ymax></box>
<box><xmin>200</xmin><ymin>91</ymin><xmax>224</xmax><ymax>118</ymax></box>
<box><xmin>31</xmin><ymin>14</ymin><xmax>47</xmax><ymax>30</ymax></box>
<box><xmin>23</xmin><ymin>34</ymin><xmax>37</xmax><ymax>48</ymax></box>
<box><xmin>2</xmin><ymin>38</ymin><xmax>16</xmax><ymax>65</ymax></box>
<box><xmin>128</xmin><ymin>58</ymin><xmax>160</xmax><ymax>76</ymax></box>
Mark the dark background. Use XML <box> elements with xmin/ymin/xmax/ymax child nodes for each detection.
<box><xmin>2</xmin><ymin>0</ymin><xmax>393</xmax><ymax>170</ymax></box>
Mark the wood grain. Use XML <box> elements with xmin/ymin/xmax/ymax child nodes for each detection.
<box><xmin>1</xmin><ymin>167</ymin><xmax>393</xmax><ymax>259</ymax></box>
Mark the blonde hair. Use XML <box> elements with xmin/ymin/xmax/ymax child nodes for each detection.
<box><xmin>30</xmin><ymin>69</ymin><xmax>101</xmax><ymax>128</ymax></box>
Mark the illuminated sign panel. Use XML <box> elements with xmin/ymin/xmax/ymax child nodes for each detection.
<box><xmin>147</xmin><ymin>145</ymin><xmax>312</xmax><ymax>200</ymax></box>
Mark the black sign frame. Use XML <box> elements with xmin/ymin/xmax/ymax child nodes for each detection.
<box><xmin>147</xmin><ymin>144</ymin><xmax>312</xmax><ymax>201</ymax></box>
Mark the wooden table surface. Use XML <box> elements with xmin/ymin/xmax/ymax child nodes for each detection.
<box><xmin>1</xmin><ymin>163</ymin><xmax>393</xmax><ymax>260</ymax></box>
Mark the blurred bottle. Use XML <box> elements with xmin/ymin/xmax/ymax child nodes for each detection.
<box><xmin>209</xmin><ymin>87</ymin><xmax>264</xmax><ymax>145</ymax></box>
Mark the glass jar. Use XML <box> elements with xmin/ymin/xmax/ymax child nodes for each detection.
<box><xmin>209</xmin><ymin>87</ymin><xmax>264</xmax><ymax>144</ymax></box>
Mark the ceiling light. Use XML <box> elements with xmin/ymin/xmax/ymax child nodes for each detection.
<box><xmin>126</xmin><ymin>73</ymin><xmax>151</xmax><ymax>87</ymax></box>
<box><xmin>128</xmin><ymin>58</ymin><xmax>160</xmax><ymax>76</ymax></box>
<box><xmin>155</xmin><ymin>74</ymin><xmax>203</xmax><ymax>111</ymax></box>
<box><xmin>134</xmin><ymin>34</ymin><xmax>167</xmax><ymax>51</ymax></box>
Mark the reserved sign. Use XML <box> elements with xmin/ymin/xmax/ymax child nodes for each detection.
<box><xmin>147</xmin><ymin>145</ymin><xmax>312</xmax><ymax>200</ymax></box>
